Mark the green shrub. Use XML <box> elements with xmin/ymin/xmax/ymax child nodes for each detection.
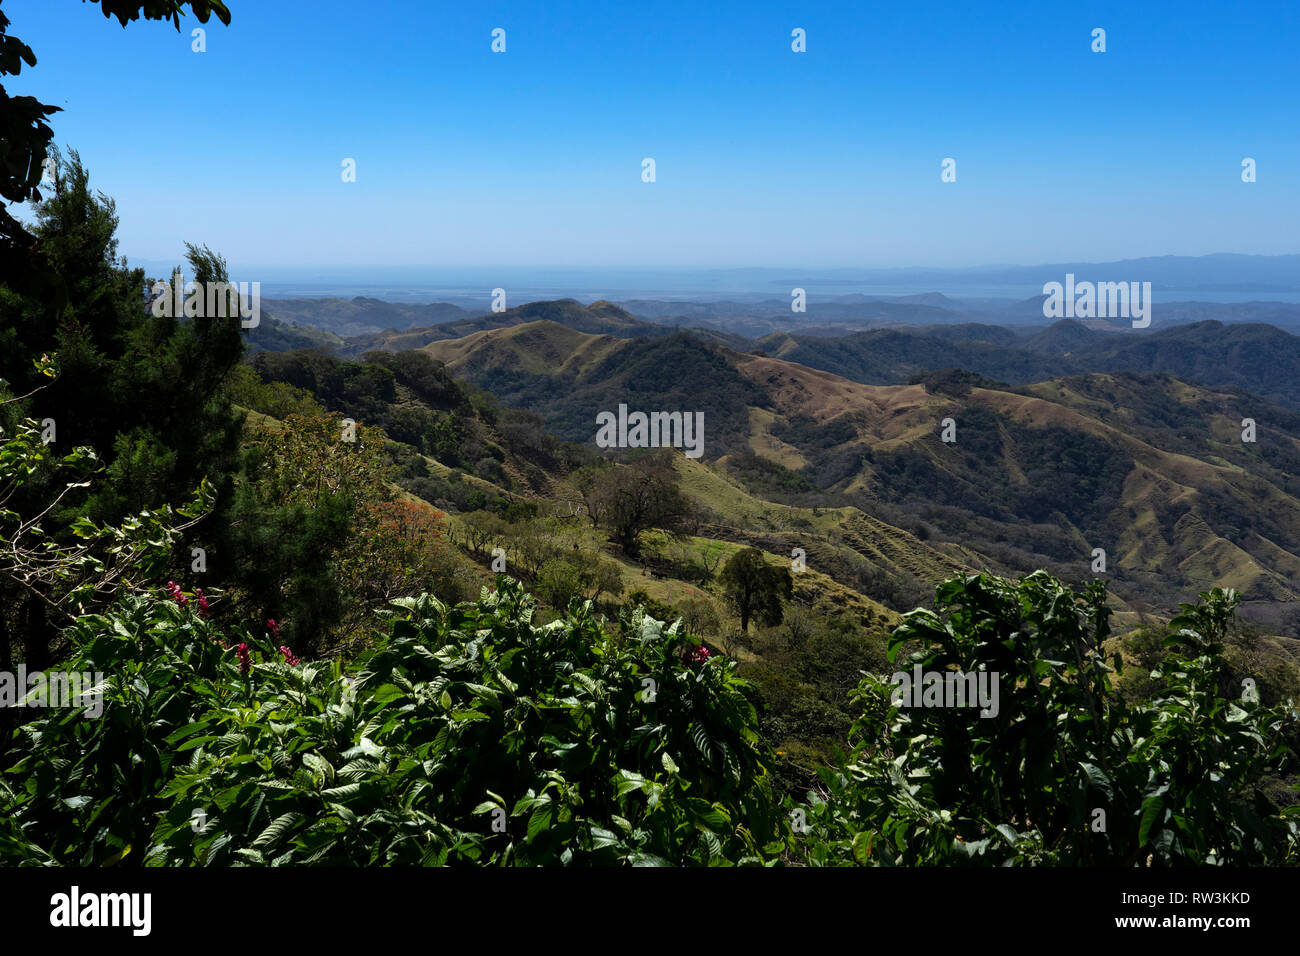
<box><xmin>1</xmin><ymin>579</ymin><xmax>786</xmax><ymax>866</ymax></box>
<box><xmin>793</xmin><ymin>572</ymin><xmax>1300</xmax><ymax>866</ymax></box>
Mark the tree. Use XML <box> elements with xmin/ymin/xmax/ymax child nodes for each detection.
<box><xmin>348</xmin><ymin>498</ymin><xmax>475</xmax><ymax>618</ymax></box>
<box><xmin>588</xmin><ymin>455</ymin><xmax>689</xmax><ymax>556</ymax></box>
<box><xmin>534</xmin><ymin>558</ymin><xmax>589</xmax><ymax>611</ymax></box>
<box><xmin>456</xmin><ymin>509</ymin><xmax>509</xmax><ymax>561</ymax></box>
<box><xmin>1</xmin><ymin>154</ymin><xmax>245</xmax><ymax>670</ymax></box>
<box><xmin>215</xmin><ymin>413</ymin><xmax>394</xmax><ymax>655</ymax></box>
<box><xmin>568</xmin><ymin>464</ymin><xmax>611</xmax><ymax>526</ymax></box>
<box><xmin>677</xmin><ymin>595</ymin><xmax>720</xmax><ymax>639</ymax></box>
<box><xmin>2</xmin><ymin>3</ymin><xmax>243</xmax><ymax>671</ymax></box>
<box><xmin>718</xmin><ymin>548</ymin><xmax>793</xmax><ymax>634</ymax></box>
<box><xmin>588</xmin><ymin>557</ymin><xmax>624</xmax><ymax>604</ymax></box>
<box><xmin>0</xmin><ymin>415</ymin><xmax>212</xmax><ymax>623</ymax></box>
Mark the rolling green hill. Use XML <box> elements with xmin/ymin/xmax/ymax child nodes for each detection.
<box><xmin>418</xmin><ymin>319</ymin><xmax>1300</xmax><ymax>635</ymax></box>
<box><xmin>334</xmin><ymin>299</ymin><xmax>667</xmax><ymax>359</ymax></box>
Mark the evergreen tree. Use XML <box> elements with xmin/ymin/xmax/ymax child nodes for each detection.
<box><xmin>0</xmin><ymin>150</ymin><xmax>244</xmax><ymax>667</ymax></box>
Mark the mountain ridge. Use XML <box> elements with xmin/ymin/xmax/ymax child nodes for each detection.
<box><xmin>417</xmin><ymin>318</ymin><xmax>1300</xmax><ymax>634</ymax></box>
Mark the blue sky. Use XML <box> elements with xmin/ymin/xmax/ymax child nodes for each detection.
<box><xmin>8</xmin><ymin>0</ymin><xmax>1298</xmax><ymax>271</ymax></box>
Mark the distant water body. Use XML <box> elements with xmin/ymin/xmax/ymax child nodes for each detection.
<box><xmin>128</xmin><ymin>263</ymin><xmax>1300</xmax><ymax>306</ymax></box>
<box><xmin>252</xmin><ymin>282</ymin><xmax>1300</xmax><ymax>308</ymax></box>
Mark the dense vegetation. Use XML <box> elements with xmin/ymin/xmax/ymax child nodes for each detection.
<box><xmin>442</xmin><ymin>330</ymin><xmax>773</xmax><ymax>458</ymax></box>
<box><xmin>1</xmin><ymin>424</ymin><xmax>1295</xmax><ymax>864</ymax></box>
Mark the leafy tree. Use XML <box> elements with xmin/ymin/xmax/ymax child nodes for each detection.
<box><xmin>453</xmin><ymin>509</ymin><xmax>510</xmax><ymax>560</ymax></box>
<box><xmin>534</xmin><ymin>558</ymin><xmax>590</xmax><ymax>611</ymax></box>
<box><xmin>718</xmin><ymin>548</ymin><xmax>793</xmax><ymax>634</ymax></box>
<box><xmin>676</xmin><ymin>596</ymin><xmax>719</xmax><ymax>639</ymax></box>
<box><xmin>568</xmin><ymin>463</ymin><xmax>611</xmax><ymax>525</ymax></box>
<box><xmin>588</xmin><ymin>557</ymin><xmax>624</xmax><ymax>604</ymax></box>
<box><xmin>0</xmin><ymin>416</ymin><xmax>212</xmax><ymax>621</ymax></box>
<box><xmin>5</xmin><ymin>155</ymin><xmax>244</xmax><ymax>525</ymax></box>
<box><xmin>213</xmin><ymin>413</ymin><xmax>394</xmax><ymax>655</ymax></box>
<box><xmin>348</xmin><ymin>498</ymin><xmax>474</xmax><ymax>617</ymax></box>
<box><xmin>228</xmin><ymin>363</ymin><xmax>325</xmax><ymax>420</ymax></box>
<box><xmin>587</xmin><ymin>455</ymin><xmax>689</xmax><ymax>556</ymax></box>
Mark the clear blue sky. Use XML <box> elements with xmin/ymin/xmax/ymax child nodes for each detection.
<box><xmin>8</xmin><ymin>0</ymin><xmax>1298</xmax><ymax>270</ymax></box>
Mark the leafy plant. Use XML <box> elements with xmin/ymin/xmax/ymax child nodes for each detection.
<box><xmin>793</xmin><ymin>572</ymin><xmax>1299</xmax><ymax>866</ymax></box>
<box><xmin>1</xmin><ymin>575</ymin><xmax>787</xmax><ymax>866</ymax></box>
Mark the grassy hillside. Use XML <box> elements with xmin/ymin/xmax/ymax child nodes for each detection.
<box><xmin>336</xmin><ymin>299</ymin><xmax>668</xmax><ymax>358</ymax></box>
<box><xmin>228</xmin><ymin>311</ymin><xmax>1300</xmax><ymax>779</ymax></box>
<box><xmin>410</xmin><ymin>319</ymin><xmax>1300</xmax><ymax>636</ymax></box>
<box><xmin>423</xmin><ymin>321</ymin><xmax>773</xmax><ymax>456</ymax></box>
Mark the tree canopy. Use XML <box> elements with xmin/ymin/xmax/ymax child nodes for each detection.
<box><xmin>719</xmin><ymin>547</ymin><xmax>793</xmax><ymax>633</ymax></box>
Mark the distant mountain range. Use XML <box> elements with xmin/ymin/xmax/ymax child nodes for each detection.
<box><xmin>248</xmin><ymin>294</ymin><xmax>1300</xmax><ymax>412</ymax></box>
<box><xmin>763</xmin><ymin>319</ymin><xmax>1300</xmax><ymax>410</ymax></box>
<box><xmin>256</xmin><ymin>296</ymin><xmax>471</xmax><ymax>337</ymax></box>
<box><xmin>617</xmin><ymin>296</ymin><xmax>1300</xmax><ymax>337</ymax></box>
<box><xmin>235</xmin><ymin>290</ymin><xmax>1300</xmax><ymax>633</ymax></box>
<box><xmin>247</xmin><ymin>296</ymin><xmax>748</xmax><ymax>356</ymax></box>
<box><xmin>250</xmin><ymin>277</ymin><xmax>1300</xmax><ymax>350</ymax></box>
<box><xmin>779</xmin><ymin>253</ymin><xmax>1300</xmax><ymax>294</ymax></box>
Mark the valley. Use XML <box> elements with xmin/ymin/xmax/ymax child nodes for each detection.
<box><xmin>224</xmin><ymin>299</ymin><xmax>1300</xmax><ymax>777</ymax></box>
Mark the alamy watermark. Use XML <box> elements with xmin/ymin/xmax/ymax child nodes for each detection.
<box><xmin>50</xmin><ymin>886</ymin><xmax>150</xmax><ymax>936</ymax></box>
<box><xmin>890</xmin><ymin>666</ymin><xmax>1000</xmax><ymax>717</ymax></box>
<box><xmin>0</xmin><ymin>666</ymin><xmax>104</xmax><ymax>718</ymax></box>
<box><xmin>1042</xmin><ymin>273</ymin><xmax>1151</xmax><ymax>328</ymax></box>
<box><xmin>595</xmin><ymin>403</ymin><xmax>704</xmax><ymax>458</ymax></box>
<box><xmin>149</xmin><ymin>276</ymin><xmax>260</xmax><ymax>328</ymax></box>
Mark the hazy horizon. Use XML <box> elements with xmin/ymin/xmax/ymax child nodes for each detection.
<box><xmin>126</xmin><ymin>254</ymin><xmax>1300</xmax><ymax>306</ymax></box>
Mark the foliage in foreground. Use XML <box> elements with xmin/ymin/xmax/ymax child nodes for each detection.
<box><xmin>1</xmin><ymin>571</ymin><xmax>1297</xmax><ymax>866</ymax></box>
<box><xmin>797</xmin><ymin>572</ymin><xmax>1300</xmax><ymax>866</ymax></box>
<box><xmin>0</xmin><ymin>577</ymin><xmax>784</xmax><ymax>866</ymax></box>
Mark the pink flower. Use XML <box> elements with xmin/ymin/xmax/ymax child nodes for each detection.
<box><xmin>680</xmin><ymin>645</ymin><xmax>713</xmax><ymax>665</ymax></box>
<box><xmin>266</xmin><ymin>618</ymin><xmax>280</xmax><ymax>638</ymax></box>
<box><xmin>236</xmin><ymin>642</ymin><xmax>251</xmax><ymax>674</ymax></box>
<box><xmin>165</xmin><ymin>581</ymin><xmax>188</xmax><ymax>607</ymax></box>
<box><xmin>195</xmin><ymin>587</ymin><xmax>209</xmax><ymax>619</ymax></box>
<box><xmin>279</xmin><ymin>645</ymin><xmax>300</xmax><ymax>666</ymax></box>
